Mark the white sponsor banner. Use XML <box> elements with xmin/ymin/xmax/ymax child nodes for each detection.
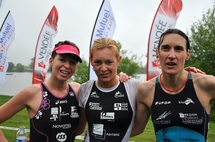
<box><xmin>0</xmin><ymin>11</ymin><xmax>15</xmax><ymax>83</ymax></box>
<box><xmin>89</xmin><ymin>0</ymin><xmax>116</xmax><ymax>80</ymax></box>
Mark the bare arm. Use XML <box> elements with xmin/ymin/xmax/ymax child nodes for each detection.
<box><xmin>206</xmin><ymin>75</ymin><xmax>215</xmax><ymax>102</ymax></box>
<box><xmin>196</xmin><ymin>74</ymin><xmax>215</xmax><ymax>106</ymax></box>
<box><xmin>0</xmin><ymin>129</ymin><xmax>8</xmax><ymax>142</ymax></box>
<box><xmin>0</xmin><ymin>87</ymin><xmax>33</xmax><ymax>123</ymax></box>
<box><xmin>76</xmin><ymin>108</ymin><xmax>87</xmax><ymax>136</ymax></box>
<box><xmin>130</xmin><ymin>83</ymin><xmax>151</xmax><ymax>137</ymax></box>
<box><xmin>190</xmin><ymin>73</ymin><xmax>215</xmax><ymax>115</ymax></box>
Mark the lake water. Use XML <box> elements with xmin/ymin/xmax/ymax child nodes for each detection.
<box><xmin>0</xmin><ymin>72</ymin><xmax>34</xmax><ymax>96</ymax></box>
<box><xmin>0</xmin><ymin>72</ymin><xmax>146</xmax><ymax>96</ymax></box>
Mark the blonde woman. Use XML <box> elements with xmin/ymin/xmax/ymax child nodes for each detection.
<box><xmin>79</xmin><ymin>38</ymin><xmax>140</xmax><ymax>141</ymax></box>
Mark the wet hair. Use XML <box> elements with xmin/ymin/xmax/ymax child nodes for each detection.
<box><xmin>51</xmin><ymin>40</ymin><xmax>80</xmax><ymax>58</ymax></box>
<box><xmin>90</xmin><ymin>37</ymin><xmax>120</xmax><ymax>60</ymax></box>
<box><xmin>157</xmin><ymin>28</ymin><xmax>190</xmax><ymax>51</ymax></box>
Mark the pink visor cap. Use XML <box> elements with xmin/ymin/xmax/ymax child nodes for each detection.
<box><xmin>53</xmin><ymin>45</ymin><xmax>82</xmax><ymax>63</ymax></box>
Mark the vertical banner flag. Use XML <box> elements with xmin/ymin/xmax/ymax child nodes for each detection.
<box><xmin>88</xmin><ymin>0</ymin><xmax>116</xmax><ymax>80</ymax></box>
<box><xmin>32</xmin><ymin>6</ymin><xmax>58</xmax><ymax>84</ymax></box>
<box><xmin>146</xmin><ymin>0</ymin><xmax>183</xmax><ymax>80</ymax></box>
<box><xmin>0</xmin><ymin>11</ymin><xmax>15</xmax><ymax>84</ymax></box>
<box><xmin>0</xmin><ymin>0</ymin><xmax>2</xmax><ymax>8</ymax></box>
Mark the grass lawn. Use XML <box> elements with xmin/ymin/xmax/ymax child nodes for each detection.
<box><xmin>0</xmin><ymin>95</ymin><xmax>214</xmax><ymax>141</ymax></box>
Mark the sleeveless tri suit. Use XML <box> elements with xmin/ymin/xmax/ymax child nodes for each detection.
<box><xmin>30</xmin><ymin>83</ymin><xmax>80</xmax><ymax>142</ymax></box>
<box><xmin>151</xmin><ymin>73</ymin><xmax>209</xmax><ymax>142</ymax></box>
<box><xmin>79</xmin><ymin>79</ymin><xmax>139</xmax><ymax>142</ymax></box>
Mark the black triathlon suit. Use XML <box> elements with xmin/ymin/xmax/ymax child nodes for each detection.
<box><xmin>151</xmin><ymin>72</ymin><xmax>209</xmax><ymax>142</ymax></box>
<box><xmin>30</xmin><ymin>83</ymin><xmax>80</xmax><ymax>142</ymax></box>
<box><xmin>79</xmin><ymin>79</ymin><xmax>139</xmax><ymax>142</ymax></box>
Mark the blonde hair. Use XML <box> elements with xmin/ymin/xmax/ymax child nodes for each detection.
<box><xmin>90</xmin><ymin>37</ymin><xmax>120</xmax><ymax>60</ymax></box>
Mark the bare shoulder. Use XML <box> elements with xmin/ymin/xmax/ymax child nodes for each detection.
<box><xmin>191</xmin><ymin>72</ymin><xmax>215</xmax><ymax>108</ymax></box>
<box><xmin>192</xmin><ymin>73</ymin><xmax>215</xmax><ymax>101</ymax></box>
<box><xmin>138</xmin><ymin>78</ymin><xmax>156</xmax><ymax>94</ymax></box>
<box><xmin>192</xmin><ymin>73</ymin><xmax>215</xmax><ymax>89</ymax></box>
<box><xmin>17</xmin><ymin>84</ymin><xmax>41</xmax><ymax>97</ymax></box>
<box><xmin>136</xmin><ymin>78</ymin><xmax>156</xmax><ymax>103</ymax></box>
<box><xmin>16</xmin><ymin>84</ymin><xmax>41</xmax><ymax>100</ymax></box>
<box><xmin>69</xmin><ymin>82</ymin><xmax>81</xmax><ymax>96</ymax></box>
<box><xmin>6</xmin><ymin>84</ymin><xmax>41</xmax><ymax>110</ymax></box>
<box><xmin>69</xmin><ymin>82</ymin><xmax>81</xmax><ymax>88</ymax></box>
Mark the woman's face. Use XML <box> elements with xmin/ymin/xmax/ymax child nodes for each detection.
<box><xmin>156</xmin><ymin>33</ymin><xmax>190</xmax><ymax>75</ymax></box>
<box><xmin>91</xmin><ymin>48</ymin><xmax>121</xmax><ymax>87</ymax></box>
<box><xmin>50</xmin><ymin>54</ymin><xmax>78</xmax><ymax>81</ymax></box>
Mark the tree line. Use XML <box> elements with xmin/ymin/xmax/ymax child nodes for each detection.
<box><xmin>7</xmin><ymin>47</ymin><xmax>146</xmax><ymax>75</ymax></box>
<box><xmin>7</xmin><ymin>62</ymin><xmax>27</xmax><ymax>72</ymax></box>
<box><xmin>185</xmin><ymin>5</ymin><xmax>215</xmax><ymax>121</ymax></box>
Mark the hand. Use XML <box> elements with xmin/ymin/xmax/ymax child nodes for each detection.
<box><xmin>184</xmin><ymin>66</ymin><xmax>205</xmax><ymax>74</ymax></box>
<box><xmin>118</xmin><ymin>72</ymin><xmax>131</xmax><ymax>82</ymax></box>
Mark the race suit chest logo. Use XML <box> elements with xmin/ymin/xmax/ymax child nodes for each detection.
<box><xmin>114</xmin><ymin>103</ymin><xmax>128</xmax><ymax>111</ymax></box>
<box><xmin>153</xmin><ymin>111</ymin><xmax>171</xmax><ymax>124</ymax></box>
<box><xmin>114</xmin><ymin>91</ymin><xmax>124</xmax><ymax>98</ymax></box>
<box><xmin>100</xmin><ymin>112</ymin><xmax>115</xmax><ymax>120</ymax></box>
<box><xmin>155</xmin><ymin>101</ymin><xmax>171</xmax><ymax>105</ymax></box>
<box><xmin>56</xmin><ymin>132</ymin><xmax>67</xmax><ymax>142</ymax></box>
<box><xmin>179</xmin><ymin>113</ymin><xmax>203</xmax><ymax>125</ymax></box>
<box><xmin>90</xmin><ymin>91</ymin><xmax>99</xmax><ymax>98</ymax></box>
<box><xmin>71</xmin><ymin>106</ymin><xmax>79</xmax><ymax>118</ymax></box>
<box><xmin>178</xmin><ymin>98</ymin><xmax>195</xmax><ymax>105</ymax></box>
<box><xmin>55</xmin><ymin>100</ymin><xmax>67</xmax><ymax>105</ymax></box>
<box><xmin>89</xmin><ymin>102</ymin><xmax>102</xmax><ymax>110</ymax></box>
<box><xmin>52</xmin><ymin>123</ymin><xmax>71</xmax><ymax>129</ymax></box>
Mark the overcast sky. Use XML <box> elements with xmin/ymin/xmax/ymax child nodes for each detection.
<box><xmin>0</xmin><ymin>0</ymin><xmax>214</xmax><ymax>65</ymax></box>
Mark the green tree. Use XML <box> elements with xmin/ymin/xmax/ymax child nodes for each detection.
<box><xmin>185</xmin><ymin>5</ymin><xmax>215</xmax><ymax>121</ymax></box>
<box><xmin>16</xmin><ymin>63</ymin><xmax>25</xmax><ymax>72</ymax></box>
<box><xmin>7</xmin><ymin>62</ymin><xmax>15</xmax><ymax>72</ymax></box>
<box><xmin>117</xmin><ymin>41</ymin><xmax>144</xmax><ymax>77</ymax></box>
<box><xmin>185</xmin><ymin>5</ymin><xmax>215</xmax><ymax>75</ymax></box>
<box><xmin>70</xmin><ymin>57</ymin><xmax>89</xmax><ymax>84</ymax></box>
<box><xmin>29</xmin><ymin>58</ymin><xmax>34</xmax><ymax>69</ymax></box>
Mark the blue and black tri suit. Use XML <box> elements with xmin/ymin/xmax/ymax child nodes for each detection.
<box><xmin>151</xmin><ymin>72</ymin><xmax>209</xmax><ymax>142</ymax></box>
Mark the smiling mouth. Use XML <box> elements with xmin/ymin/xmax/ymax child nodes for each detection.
<box><xmin>100</xmin><ymin>73</ymin><xmax>109</xmax><ymax>78</ymax></box>
<box><xmin>60</xmin><ymin>70</ymin><xmax>70</xmax><ymax>75</ymax></box>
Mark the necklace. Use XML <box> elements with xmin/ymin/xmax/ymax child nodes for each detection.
<box><xmin>159</xmin><ymin>74</ymin><xmax>188</xmax><ymax>92</ymax></box>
